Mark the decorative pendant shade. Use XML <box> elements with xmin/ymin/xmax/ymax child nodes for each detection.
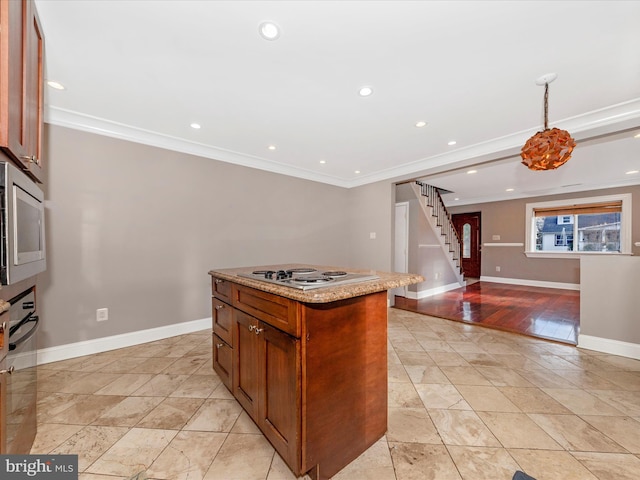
<box><xmin>521</xmin><ymin>80</ymin><xmax>576</xmax><ymax>171</ymax></box>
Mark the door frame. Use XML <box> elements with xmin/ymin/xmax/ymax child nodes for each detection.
<box><xmin>452</xmin><ymin>211</ymin><xmax>482</xmax><ymax>278</ymax></box>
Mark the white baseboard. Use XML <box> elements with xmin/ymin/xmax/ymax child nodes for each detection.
<box><xmin>37</xmin><ymin>317</ymin><xmax>211</xmax><ymax>365</ymax></box>
<box><xmin>480</xmin><ymin>276</ymin><xmax>580</xmax><ymax>291</ymax></box>
<box><xmin>578</xmin><ymin>334</ymin><xmax>640</xmax><ymax>360</ymax></box>
<box><xmin>404</xmin><ymin>282</ymin><xmax>462</xmax><ymax>300</ymax></box>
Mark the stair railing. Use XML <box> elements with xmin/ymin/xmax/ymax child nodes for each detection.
<box><xmin>415</xmin><ymin>181</ymin><xmax>463</xmax><ymax>272</ymax></box>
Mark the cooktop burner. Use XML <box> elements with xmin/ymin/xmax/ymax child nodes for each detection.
<box><xmin>287</xmin><ymin>268</ymin><xmax>317</xmax><ymax>274</ymax></box>
<box><xmin>322</xmin><ymin>271</ymin><xmax>347</xmax><ymax>277</ymax></box>
<box><xmin>238</xmin><ymin>266</ymin><xmax>379</xmax><ymax>291</ymax></box>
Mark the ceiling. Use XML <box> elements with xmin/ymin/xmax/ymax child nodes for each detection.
<box><xmin>36</xmin><ymin>1</ymin><xmax>640</xmax><ymax>204</ymax></box>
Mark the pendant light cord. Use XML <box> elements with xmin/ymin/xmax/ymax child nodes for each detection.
<box><xmin>544</xmin><ymin>83</ymin><xmax>549</xmax><ymax>130</ymax></box>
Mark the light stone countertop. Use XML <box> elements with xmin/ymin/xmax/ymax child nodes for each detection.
<box><xmin>209</xmin><ymin>264</ymin><xmax>424</xmax><ymax>304</ymax></box>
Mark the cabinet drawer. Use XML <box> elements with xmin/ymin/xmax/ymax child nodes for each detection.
<box><xmin>213</xmin><ymin>334</ymin><xmax>232</xmax><ymax>390</ymax></box>
<box><xmin>211</xmin><ymin>276</ymin><xmax>232</xmax><ymax>302</ymax></box>
<box><xmin>233</xmin><ymin>284</ymin><xmax>300</xmax><ymax>337</ymax></box>
<box><xmin>212</xmin><ymin>298</ymin><xmax>233</xmax><ymax>346</ymax></box>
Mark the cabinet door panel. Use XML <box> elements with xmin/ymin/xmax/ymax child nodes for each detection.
<box><xmin>212</xmin><ymin>334</ymin><xmax>232</xmax><ymax>390</ymax></box>
<box><xmin>261</xmin><ymin>323</ymin><xmax>300</xmax><ymax>470</ymax></box>
<box><xmin>211</xmin><ymin>276</ymin><xmax>231</xmax><ymax>302</ymax></box>
<box><xmin>23</xmin><ymin>0</ymin><xmax>44</xmax><ymax>180</ymax></box>
<box><xmin>233</xmin><ymin>310</ymin><xmax>262</xmax><ymax>417</ymax></box>
<box><xmin>0</xmin><ymin>0</ymin><xmax>44</xmax><ymax>182</ymax></box>
<box><xmin>212</xmin><ymin>298</ymin><xmax>233</xmax><ymax>346</ymax></box>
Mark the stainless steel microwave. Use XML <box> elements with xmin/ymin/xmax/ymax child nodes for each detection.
<box><xmin>0</xmin><ymin>162</ymin><xmax>46</xmax><ymax>284</ymax></box>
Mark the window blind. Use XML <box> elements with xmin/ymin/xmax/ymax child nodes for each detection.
<box><xmin>533</xmin><ymin>200</ymin><xmax>622</xmax><ymax>217</ymax></box>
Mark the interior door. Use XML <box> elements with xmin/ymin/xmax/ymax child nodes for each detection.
<box><xmin>393</xmin><ymin>202</ymin><xmax>409</xmax><ymax>297</ymax></box>
<box><xmin>452</xmin><ymin>212</ymin><xmax>481</xmax><ymax>278</ymax></box>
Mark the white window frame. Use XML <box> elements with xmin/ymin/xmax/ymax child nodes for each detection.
<box><xmin>525</xmin><ymin>193</ymin><xmax>632</xmax><ymax>259</ymax></box>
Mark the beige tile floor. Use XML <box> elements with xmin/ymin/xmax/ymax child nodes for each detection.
<box><xmin>31</xmin><ymin>308</ymin><xmax>640</xmax><ymax>480</ymax></box>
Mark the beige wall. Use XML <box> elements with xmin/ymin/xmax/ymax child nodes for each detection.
<box><xmin>347</xmin><ymin>181</ymin><xmax>394</xmax><ymax>272</ymax></box>
<box><xmin>580</xmin><ymin>255</ymin><xmax>640</xmax><ymax>345</ymax></box>
<box><xmin>448</xmin><ymin>185</ymin><xmax>640</xmax><ymax>284</ymax></box>
<box><xmin>40</xmin><ymin>124</ymin><xmax>638</xmax><ymax>352</ymax></box>
<box><xmin>39</xmin><ymin>125</ymin><xmax>357</xmax><ymax>349</ymax></box>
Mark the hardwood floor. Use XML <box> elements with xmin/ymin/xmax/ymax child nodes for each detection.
<box><xmin>393</xmin><ymin>281</ymin><xmax>580</xmax><ymax>345</ymax></box>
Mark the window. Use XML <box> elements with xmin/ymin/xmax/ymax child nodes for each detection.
<box><xmin>525</xmin><ymin>193</ymin><xmax>632</xmax><ymax>258</ymax></box>
<box><xmin>554</xmin><ymin>233</ymin><xmax>574</xmax><ymax>247</ymax></box>
<box><xmin>462</xmin><ymin>223</ymin><xmax>471</xmax><ymax>258</ymax></box>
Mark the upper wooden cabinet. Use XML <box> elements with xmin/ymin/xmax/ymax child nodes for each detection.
<box><xmin>0</xmin><ymin>0</ymin><xmax>45</xmax><ymax>183</ymax></box>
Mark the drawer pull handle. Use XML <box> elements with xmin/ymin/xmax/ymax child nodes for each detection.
<box><xmin>248</xmin><ymin>325</ymin><xmax>255</xmax><ymax>332</ymax></box>
<box><xmin>21</xmin><ymin>155</ymin><xmax>38</xmax><ymax>164</ymax></box>
<box><xmin>0</xmin><ymin>366</ymin><xmax>15</xmax><ymax>375</ymax></box>
<box><xmin>254</xmin><ymin>328</ymin><xmax>264</xmax><ymax>335</ymax></box>
<box><xmin>215</xmin><ymin>304</ymin><xmax>225</xmax><ymax>310</ymax></box>
<box><xmin>215</xmin><ymin>279</ymin><xmax>224</xmax><ymax>284</ymax></box>
<box><xmin>216</xmin><ymin>343</ymin><xmax>224</xmax><ymax>349</ymax></box>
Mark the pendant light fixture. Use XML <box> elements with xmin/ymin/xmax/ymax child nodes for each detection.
<box><xmin>521</xmin><ymin>73</ymin><xmax>576</xmax><ymax>171</ymax></box>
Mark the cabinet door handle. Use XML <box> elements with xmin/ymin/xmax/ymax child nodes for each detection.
<box><xmin>215</xmin><ymin>304</ymin><xmax>225</xmax><ymax>310</ymax></box>
<box><xmin>216</xmin><ymin>343</ymin><xmax>224</xmax><ymax>349</ymax></box>
<box><xmin>20</xmin><ymin>155</ymin><xmax>38</xmax><ymax>164</ymax></box>
<box><xmin>254</xmin><ymin>327</ymin><xmax>264</xmax><ymax>335</ymax></box>
<box><xmin>215</xmin><ymin>279</ymin><xmax>224</xmax><ymax>284</ymax></box>
<box><xmin>0</xmin><ymin>321</ymin><xmax>5</xmax><ymax>333</ymax></box>
<box><xmin>0</xmin><ymin>366</ymin><xmax>15</xmax><ymax>375</ymax></box>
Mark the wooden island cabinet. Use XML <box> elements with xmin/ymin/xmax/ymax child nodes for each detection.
<box><xmin>209</xmin><ymin>265</ymin><xmax>423</xmax><ymax>480</ymax></box>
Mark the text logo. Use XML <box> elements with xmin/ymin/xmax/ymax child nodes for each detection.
<box><xmin>1</xmin><ymin>455</ymin><xmax>78</xmax><ymax>479</ymax></box>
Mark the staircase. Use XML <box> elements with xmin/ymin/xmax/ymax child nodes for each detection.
<box><xmin>414</xmin><ymin>181</ymin><xmax>465</xmax><ymax>284</ymax></box>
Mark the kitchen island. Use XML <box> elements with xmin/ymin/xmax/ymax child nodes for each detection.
<box><xmin>209</xmin><ymin>264</ymin><xmax>423</xmax><ymax>480</ymax></box>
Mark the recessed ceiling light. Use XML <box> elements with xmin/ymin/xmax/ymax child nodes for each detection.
<box><xmin>319</xmin><ymin>160</ymin><xmax>326</xmax><ymax>164</ymax></box>
<box><xmin>626</xmin><ymin>170</ymin><xmax>639</xmax><ymax>175</ymax></box>
<box><xmin>354</xmin><ymin>170</ymin><xmax>361</xmax><ymax>174</ymax></box>
<box><xmin>467</xmin><ymin>169</ymin><xmax>477</xmax><ymax>174</ymax></box>
<box><xmin>454</xmin><ymin>197</ymin><xmax>460</xmax><ymax>201</ymax></box>
<box><xmin>190</xmin><ymin>123</ymin><xmax>201</xmax><ymax>129</ymax></box>
<box><xmin>506</xmin><ymin>188</ymin><xmax>515</xmax><ymax>192</ymax></box>
<box><xmin>358</xmin><ymin>86</ymin><xmax>373</xmax><ymax>97</ymax></box>
<box><xmin>259</xmin><ymin>22</ymin><xmax>280</xmax><ymax>40</ymax></box>
<box><xmin>415</xmin><ymin>121</ymin><xmax>427</xmax><ymax>128</ymax></box>
<box><xmin>267</xmin><ymin>145</ymin><xmax>276</xmax><ymax>151</ymax></box>
<box><xmin>448</xmin><ymin>140</ymin><xmax>457</xmax><ymax>146</ymax></box>
<box><xmin>47</xmin><ymin>80</ymin><xmax>65</xmax><ymax>90</ymax></box>
<box><xmin>634</xmin><ymin>133</ymin><xmax>640</xmax><ymax>139</ymax></box>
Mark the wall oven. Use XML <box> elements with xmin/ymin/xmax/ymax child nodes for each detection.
<box><xmin>0</xmin><ymin>161</ymin><xmax>46</xmax><ymax>285</ymax></box>
<box><xmin>5</xmin><ymin>287</ymin><xmax>39</xmax><ymax>454</ymax></box>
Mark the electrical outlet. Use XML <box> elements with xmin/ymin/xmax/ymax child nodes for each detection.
<box><xmin>495</xmin><ymin>266</ymin><xmax>501</xmax><ymax>272</ymax></box>
<box><xmin>492</xmin><ymin>234</ymin><xmax>501</xmax><ymax>241</ymax></box>
<box><xmin>96</xmin><ymin>308</ymin><xmax>109</xmax><ymax>322</ymax></box>
<box><xmin>434</xmin><ymin>272</ymin><xmax>440</xmax><ymax>280</ymax></box>
<box><xmin>369</xmin><ymin>232</ymin><xmax>376</xmax><ymax>239</ymax></box>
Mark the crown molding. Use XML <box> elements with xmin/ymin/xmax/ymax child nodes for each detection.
<box><xmin>45</xmin><ymin>98</ymin><xmax>640</xmax><ymax>191</ymax></box>
<box><xmin>44</xmin><ymin>107</ymin><xmax>352</xmax><ymax>188</ymax></box>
